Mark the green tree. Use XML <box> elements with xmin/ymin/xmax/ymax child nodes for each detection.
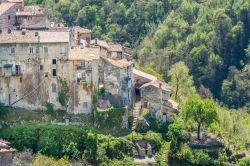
<box><xmin>182</xmin><ymin>97</ymin><xmax>218</xmax><ymax>140</ymax></box>
<box><xmin>0</xmin><ymin>103</ymin><xmax>7</xmax><ymax>119</ymax></box>
<box><xmin>168</xmin><ymin>61</ymin><xmax>197</xmax><ymax>103</ymax></box>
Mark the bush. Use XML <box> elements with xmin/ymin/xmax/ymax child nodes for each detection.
<box><xmin>176</xmin><ymin>144</ymin><xmax>213</xmax><ymax>165</ymax></box>
<box><xmin>31</xmin><ymin>154</ymin><xmax>71</xmax><ymax>166</ymax></box>
<box><xmin>2</xmin><ymin>124</ymin><xmax>97</xmax><ymax>162</ymax></box>
<box><xmin>237</xmin><ymin>157</ymin><xmax>250</xmax><ymax>166</ymax></box>
<box><xmin>94</xmin><ymin>107</ymin><xmax>126</xmax><ymax>130</ymax></box>
<box><xmin>0</xmin><ymin>102</ymin><xmax>7</xmax><ymax>119</ymax></box>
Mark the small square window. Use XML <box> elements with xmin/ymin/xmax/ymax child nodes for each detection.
<box><xmin>52</xmin><ymin>59</ymin><xmax>56</xmax><ymax>65</ymax></box>
<box><xmin>40</xmin><ymin>65</ymin><xmax>43</xmax><ymax>71</ymax></box>
<box><xmin>29</xmin><ymin>47</ymin><xmax>33</xmax><ymax>54</ymax></box>
<box><xmin>52</xmin><ymin>69</ymin><xmax>57</xmax><ymax>76</ymax></box>
<box><xmin>44</xmin><ymin>47</ymin><xmax>48</xmax><ymax>54</ymax></box>
<box><xmin>11</xmin><ymin>48</ymin><xmax>15</xmax><ymax>54</ymax></box>
<box><xmin>36</xmin><ymin>46</ymin><xmax>39</xmax><ymax>53</ymax></box>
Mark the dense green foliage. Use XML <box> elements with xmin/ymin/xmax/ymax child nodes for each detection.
<box><xmin>58</xmin><ymin>78</ymin><xmax>70</xmax><ymax>107</ymax></box>
<box><xmin>31</xmin><ymin>154</ymin><xmax>72</xmax><ymax>166</ymax></box>
<box><xmin>1</xmin><ymin>124</ymin><xmax>97</xmax><ymax>161</ymax></box>
<box><xmin>0</xmin><ymin>102</ymin><xmax>7</xmax><ymax>119</ymax></box>
<box><xmin>0</xmin><ymin>124</ymin><xmax>134</xmax><ymax>164</ymax></box>
<box><xmin>94</xmin><ymin>107</ymin><xmax>126</xmax><ymax>130</ymax></box>
<box><xmin>168</xmin><ymin>61</ymin><xmax>197</xmax><ymax>103</ymax></box>
<box><xmin>136</xmin><ymin>0</ymin><xmax>250</xmax><ymax>109</ymax></box>
<box><xmin>25</xmin><ymin>0</ymin><xmax>172</xmax><ymax>47</ymax></box>
<box><xmin>182</xmin><ymin>97</ymin><xmax>218</xmax><ymax>140</ymax></box>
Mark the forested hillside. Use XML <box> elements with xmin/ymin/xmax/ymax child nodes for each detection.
<box><xmin>136</xmin><ymin>0</ymin><xmax>250</xmax><ymax>110</ymax></box>
<box><xmin>26</xmin><ymin>0</ymin><xmax>250</xmax><ymax>109</ymax></box>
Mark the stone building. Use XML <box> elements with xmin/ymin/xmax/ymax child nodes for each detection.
<box><xmin>0</xmin><ymin>2</ymin><xmax>16</xmax><ymax>29</ymax></box>
<box><xmin>16</xmin><ymin>5</ymin><xmax>49</xmax><ymax>30</ymax></box>
<box><xmin>0</xmin><ymin>30</ymin><xmax>70</xmax><ymax>109</ymax></box>
<box><xmin>0</xmin><ymin>28</ymin><xmax>134</xmax><ymax>114</ymax></box>
<box><xmin>133</xmin><ymin>69</ymin><xmax>178</xmax><ymax>122</ymax></box>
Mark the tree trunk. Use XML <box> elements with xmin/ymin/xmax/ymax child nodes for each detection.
<box><xmin>174</xmin><ymin>78</ymin><xmax>179</xmax><ymax>101</ymax></box>
<box><xmin>197</xmin><ymin>123</ymin><xmax>201</xmax><ymax>140</ymax></box>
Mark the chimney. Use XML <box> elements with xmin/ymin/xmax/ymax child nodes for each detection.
<box><xmin>22</xmin><ymin>29</ymin><xmax>26</xmax><ymax>35</ymax></box>
<box><xmin>159</xmin><ymin>83</ymin><xmax>162</xmax><ymax>89</ymax></box>
<box><xmin>35</xmin><ymin>32</ymin><xmax>38</xmax><ymax>37</ymax></box>
<box><xmin>7</xmin><ymin>29</ymin><xmax>11</xmax><ymax>34</ymax></box>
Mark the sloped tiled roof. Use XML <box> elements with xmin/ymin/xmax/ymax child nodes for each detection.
<box><xmin>0</xmin><ymin>30</ymin><xmax>70</xmax><ymax>43</ymax></box>
<box><xmin>164</xmin><ymin>99</ymin><xmax>179</xmax><ymax>110</ymax></box>
<box><xmin>16</xmin><ymin>5</ymin><xmax>43</xmax><ymax>16</ymax></box>
<box><xmin>108</xmin><ymin>44</ymin><xmax>123</xmax><ymax>52</ymax></box>
<box><xmin>140</xmin><ymin>80</ymin><xmax>171</xmax><ymax>92</ymax></box>
<box><xmin>74</xmin><ymin>26</ymin><xmax>91</xmax><ymax>34</ymax></box>
<box><xmin>102</xmin><ymin>56</ymin><xmax>133</xmax><ymax>68</ymax></box>
<box><xmin>90</xmin><ymin>39</ymin><xmax>110</xmax><ymax>49</ymax></box>
<box><xmin>68</xmin><ymin>47</ymin><xmax>100</xmax><ymax>61</ymax></box>
<box><xmin>0</xmin><ymin>3</ymin><xmax>15</xmax><ymax>15</ymax></box>
<box><xmin>6</xmin><ymin>0</ymin><xmax>23</xmax><ymax>3</ymax></box>
<box><xmin>133</xmin><ymin>69</ymin><xmax>157</xmax><ymax>82</ymax></box>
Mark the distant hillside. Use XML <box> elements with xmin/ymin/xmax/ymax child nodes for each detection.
<box><xmin>135</xmin><ymin>0</ymin><xmax>250</xmax><ymax>109</ymax></box>
<box><xmin>25</xmin><ymin>0</ymin><xmax>170</xmax><ymax>47</ymax></box>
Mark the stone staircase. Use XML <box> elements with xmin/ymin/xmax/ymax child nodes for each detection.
<box><xmin>131</xmin><ymin>101</ymin><xmax>141</xmax><ymax>131</ymax></box>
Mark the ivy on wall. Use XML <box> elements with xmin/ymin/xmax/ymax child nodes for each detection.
<box><xmin>58</xmin><ymin>78</ymin><xmax>70</xmax><ymax>107</ymax></box>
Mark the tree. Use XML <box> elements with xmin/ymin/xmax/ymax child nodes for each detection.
<box><xmin>182</xmin><ymin>97</ymin><xmax>218</xmax><ymax>140</ymax></box>
<box><xmin>0</xmin><ymin>103</ymin><xmax>7</xmax><ymax>119</ymax></box>
<box><xmin>221</xmin><ymin>65</ymin><xmax>250</xmax><ymax>108</ymax></box>
<box><xmin>168</xmin><ymin>61</ymin><xmax>197</xmax><ymax>103</ymax></box>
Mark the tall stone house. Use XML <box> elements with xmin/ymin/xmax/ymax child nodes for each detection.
<box><xmin>0</xmin><ymin>28</ymin><xmax>133</xmax><ymax>114</ymax></box>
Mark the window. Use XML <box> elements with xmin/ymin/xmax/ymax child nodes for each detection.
<box><xmin>35</xmin><ymin>46</ymin><xmax>39</xmax><ymax>53</ymax></box>
<box><xmin>40</xmin><ymin>65</ymin><xmax>43</xmax><ymax>71</ymax></box>
<box><xmin>52</xmin><ymin>83</ymin><xmax>57</xmax><ymax>93</ymax></box>
<box><xmin>15</xmin><ymin>65</ymin><xmax>21</xmax><ymax>75</ymax></box>
<box><xmin>52</xmin><ymin>59</ymin><xmax>56</xmax><ymax>65</ymax></box>
<box><xmin>8</xmin><ymin>15</ymin><xmax>10</xmax><ymax>20</ymax></box>
<box><xmin>82</xmin><ymin>72</ymin><xmax>86</xmax><ymax>81</ymax></box>
<box><xmin>83</xmin><ymin>102</ymin><xmax>88</xmax><ymax>109</ymax></box>
<box><xmin>44</xmin><ymin>47</ymin><xmax>48</xmax><ymax>54</ymax></box>
<box><xmin>29</xmin><ymin>47</ymin><xmax>33</xmax><ymax>54</ymax></box>
<box><xmin>52</xmin><ymin>69</ymin><xmax>57</xmax><ymax>76</ymax></box>
<box><xmin>11</xmin><ymin>48</ymin><xmax>15</xmax><ymax>54</ymax></box>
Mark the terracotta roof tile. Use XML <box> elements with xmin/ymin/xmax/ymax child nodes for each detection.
<box><xmin>140</xmin><ymin>80</ymin><xmax>171</xmax><ymax>92</ymax></box>
<box><xmin>108</xmin><ymin>44</ymin><xmax>123</xmax><ymax>52</ymax></box>
<box><xmin>0</xmin><ymin>2</ymin><xmax>15</xmax><ymax>15</ymax></box>
<box><xmin>68</xmin><ymin>47</ymin><xmax>100</xmax><ymax>61</ymax></box>
<box><xmin>102</xmin><ymin>56</ymin><xmax>133</xmax><ymax>68</ymax></box>
<box><xmin>74</xmin><ymin>26</ymin><xmax>91</xmax><ymax>34</ymax></box>
<box><xmin>16</xmin><ymin>5</ymin><xmax>43</xmax><ymax>16</ymax></box>
<box><xmin>90</xmin><ymin>39</ymin><xmax>110</xmax><ymax>49</ymax></box>
<box><xmin>0</xmin><ymin>30</ymin><xmax>70</xmax><ymax>43</ymax></box>
<box><xmin>133</xmin><ymin>69</ymin><xmax>157</xmax><ymax>82</ymax></box>
<box><xmin>164</xmin><ymin>99</ymin><xmax>179</xmax><ymax>110</ymax></box>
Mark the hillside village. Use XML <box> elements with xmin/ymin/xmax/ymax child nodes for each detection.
<box><xmin>1</xmin><ymin>0</ymin><xmax>250</xmax><ymax>165</ymax></box>
<box><xmin>0</xmin><ymin>0</ymin><xmax>178</xmax><ymax>121</ymax></box>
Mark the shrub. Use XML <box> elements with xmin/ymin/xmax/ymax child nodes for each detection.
<box><xmin>237</xmin><ymin>157</ymin><xmax>250</xmax><ymax>166</ymax></box>
<box><xmin>31</xmin><ymin>154</ymin><xmax>72</xmax><ymax>166</ymax></box>
<box><xmin>94</xmin><ymin>107</ymin><xmax>126</xmax><ymax>130</ymax></box>
<box><xmin>2</xmin><ymin>124</ymin><xmax>97</xmax><ymax>162</ymax></box>
<box><xmin>0</xmin><ymin>102</ymin><xmax>7</xmax><ymax>119</ymax></box>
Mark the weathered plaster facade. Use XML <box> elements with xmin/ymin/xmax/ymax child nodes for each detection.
<box><xmin>0</xmin><ymin>29</ymin><xmax>134</xmax><ymax>114</ymax></box>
